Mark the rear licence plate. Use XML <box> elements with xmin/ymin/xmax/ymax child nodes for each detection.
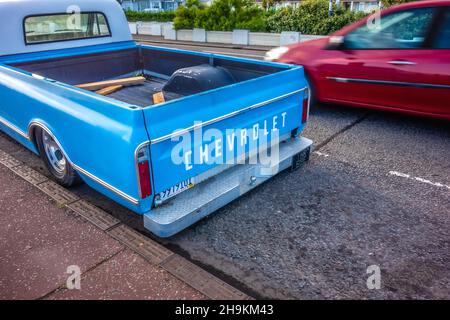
<box><xmin>158</xmin><ymin>178</ymin><xmax>195</xmax><ymax>202</ymax></box>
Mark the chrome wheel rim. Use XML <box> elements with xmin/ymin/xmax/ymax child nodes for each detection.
<box><xmin>42</xmin><ymin>131</ymin><xmax>66</xmax><ymax>175</ymax></box>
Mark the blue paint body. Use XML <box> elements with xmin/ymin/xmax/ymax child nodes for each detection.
<box><xmin>0</xmin><ymin>39</ymin><xmax>308</xmax><ymax>235</ymax></box>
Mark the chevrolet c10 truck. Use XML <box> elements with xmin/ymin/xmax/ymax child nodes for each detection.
<box><xmin>0</xmin><ymin>0</ymin><xmax>313</xmax><ymax>237</ymax></box>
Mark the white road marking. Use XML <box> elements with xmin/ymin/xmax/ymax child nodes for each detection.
<box><xmin>389</xmin><ymin>171</ymin><xmax>450</xmax><ymax>191</ymax></box>
<box><xmin>311</xmin><ymin>153</ymin><xmax>448</xmax><ymax>192</ymax></box>
<box><xmin>313</xmin><ymin>151</ymin><xmax>330</xmax><ymax>157</ymax></box>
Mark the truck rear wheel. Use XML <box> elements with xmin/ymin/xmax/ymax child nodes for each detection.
<box><xmin>35</xmin><ymin>127</ymin><xmax>80</xmax><ymax>187</ymax></box>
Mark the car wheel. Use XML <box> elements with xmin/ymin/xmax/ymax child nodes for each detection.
<box><xmin>35</xmin><ymin>127</ymin><xmax>80</xmax><ymax>187</ymax></box>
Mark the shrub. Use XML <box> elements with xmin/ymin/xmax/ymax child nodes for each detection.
<box><xmin>381</xmin><ymin>0</ymin><xmax>416</xmax><ymax>7</ymax></box>
<box><xmin>266</xmin><ymin>0</ymin><xmax>367</xmax><ymax>35</ymax></box>
<box><xmin>314</xmin><ymin>9</ymin><xmax>367</xmax><ymax>35</ymax></box>
<box><xmin>125</xmin><ymin>10</ymin><xmax>175</xmax><ymax>22</ymax></box>
<box><xmin>174</xmin><ymin>0</ymin><xmax>268</xmax><ymax>31</ymax></box>
<box><xmin>173</xmin><ymin>0</ymin><xmax>206</xmax><ymax>30</ymax></box>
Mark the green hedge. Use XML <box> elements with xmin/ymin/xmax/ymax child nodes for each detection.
<box><xmin>127</xmin><ymin>0</ymin><xmax>369</xmax><ymax>36</ymax></box>
<box><xmin>125</xmin><ymin>10</ymin><xmax>175</xmax><ymax>22</ymax></box>
<box><xmin>174</xmin><ymin>0</ymin><xmax>268</xmax><ymax>32</ymax></box>
<box><xmin>381</xmin><ymin>0</ymin><xmax>416</xmax><ymax>7</ymax></box>
<box><xmin>266</xmin><ymin>0</ymin><xmax>367</xmax><ymax>35</ymax></box>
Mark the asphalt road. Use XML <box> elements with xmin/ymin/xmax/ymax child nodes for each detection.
<box><xmin>1</xmin><ymin>40</ymin><xmax>449</xmax><ymax>299</ymax></box>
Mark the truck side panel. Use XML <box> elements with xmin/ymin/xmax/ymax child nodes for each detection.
<box><xmin>0</xmin><ymin>64</ymin><xmax>150</xmax><ymax>212</ymax></box>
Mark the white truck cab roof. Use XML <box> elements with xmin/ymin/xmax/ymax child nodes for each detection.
<box><xmin>0</xmin><ymin>0</ymin><xmax>132</xmax><ymax>56</ymax></box>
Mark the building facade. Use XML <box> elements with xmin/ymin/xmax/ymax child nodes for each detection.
<box><xmin>254</xmin><ymin>0</ymin><xmax>301</xmax><ymax>9</ymax></box>
<box><xmin>342</xmin><ymin>0</ymin><xmax>381</xmax><ymax>12</ymax></box>
<box><xmin>254</xmin><ymin>1</ymin><xmax>380</xmax><ymax>12</ymax></box>
<box><xmin>121</xmin><ymin>0</ymin><xmax>183</xmax><ymax>12</ymax></box>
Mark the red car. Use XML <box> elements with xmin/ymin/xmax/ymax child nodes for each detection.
<box><xmin>266</xmin><ymin>0</ymin><xmax>450</xmax><ymax>120</ymax></box>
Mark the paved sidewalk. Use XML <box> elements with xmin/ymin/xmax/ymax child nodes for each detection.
<box><xmin>0</xmin><ymin>164</ymin><xmax>205</xmax><ymax>300</ymax></box>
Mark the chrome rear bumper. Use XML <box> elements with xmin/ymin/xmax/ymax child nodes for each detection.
<box><xmin>144</xmin><ymin>136</ymin><xmax>313</xmax><ymax>237</ymax></box>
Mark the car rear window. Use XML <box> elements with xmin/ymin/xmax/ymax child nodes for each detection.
<box><xmin>24</xmin><ymin>12</ymin><xmax>111</xmax><ymax>45</ymax></box>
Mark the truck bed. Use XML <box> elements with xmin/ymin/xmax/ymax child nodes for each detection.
<box><xmin>11</xmin><ymin>45</ymin><xmax>283</xmax><ymax>108</ymax></box>
<box><xmin>108</xmin><ymin>77</ymin><xmax>163</xmax><ymax>107</ymax></box>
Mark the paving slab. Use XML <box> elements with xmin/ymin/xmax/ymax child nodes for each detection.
<box><xmin>0</xmin><ymin>165</ymin><xmax>124</xmax><ymax>299</ymax></box>
<box><xmin>48</xmin><ymin>249</ymin><xmax>205</xmax><ymax>300</ymax></box>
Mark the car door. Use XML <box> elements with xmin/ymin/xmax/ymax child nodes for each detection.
<box><xmin>320</xmin><ymin>5</ymin><xmax>447</xmax><ymax>115</ymax></box>
<box><xmin>424</xmin><ymin>6</ymin><xmax>450</xmax><ymax>117</ymax></box>
<box><xmin>373</xmin><ymin>5</ymin><xmax>450</xmax><ymax>116</ymax></box>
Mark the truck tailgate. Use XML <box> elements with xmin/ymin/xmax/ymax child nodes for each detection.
<box><xmin>142</xmin><ymin>65</ymin><xmax>308</xmax><ymax>195</ymax></box>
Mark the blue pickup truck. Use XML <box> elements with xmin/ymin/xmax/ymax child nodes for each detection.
<box><xmin>0</xmin><ymin>0</ymin><xmax>313</xmax><ymax>237</ymax></box>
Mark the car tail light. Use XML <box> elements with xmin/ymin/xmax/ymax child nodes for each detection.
<box><xmin>302</xmin><ymin>88</ymin><xmax>310</xmax><ymax>124</ymax></box>
<box><xmin>136</xmin><ymin>145</ymin><xmax>152</xmax><ymax>199</ymax></box>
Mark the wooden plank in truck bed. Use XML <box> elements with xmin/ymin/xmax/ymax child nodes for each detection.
<box><xmin>76</xmin><ymin>76</ymin><xmax>146</xmax><ymax>91</ymax></box>
<box><xmin>96</xmin><ymin>85</ymin><xmax>123</xmax><ymax>96</ymax></box>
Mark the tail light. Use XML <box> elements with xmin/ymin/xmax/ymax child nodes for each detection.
<box><xmin>302</xmin><ymin>88</ymin><xmax>310</xmax><ymax>124</ymax></box>
<box><xmin>136</xmin><ymin>146</ymin><xmax>152</xmax><ymax>199</ymax></box>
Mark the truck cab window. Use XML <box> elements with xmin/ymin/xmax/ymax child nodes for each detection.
<box><xmin>24</xmin><ymin>12</ymin><xmax>111</xmax><ymax>44</ymax></box>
